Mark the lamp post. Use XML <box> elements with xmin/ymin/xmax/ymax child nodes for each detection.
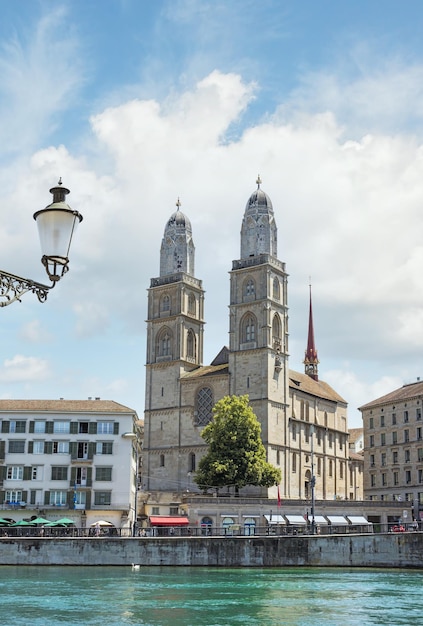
<box><xmin>310</xmin><ymin>425</ymin><xmax>316</xmax><ymax>534</ymax></box>
<box><xmin>122</xmin><ymin>432</ymin><xmax>140</xmax><ymax>536</ymax></box>
<box><xmin>0</xmin><ymin>179</ymin><xmax>83</xmax><ymax>307</ymax></box>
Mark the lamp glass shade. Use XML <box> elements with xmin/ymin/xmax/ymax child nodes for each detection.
<box><xmin>34</xmin><ymin>206</ymin><xmax>82</xmax><ymax>262</ymax></box>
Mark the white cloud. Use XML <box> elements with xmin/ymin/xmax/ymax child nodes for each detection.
<box><xmin>0</xmin><ymin>355</ymin><xmax>50</xmax><ymax>383</ymax></box>
<box><xmin>19</xmin><ymin>320</ymin><xmax>52</xmax><ymax>344</ymax></box>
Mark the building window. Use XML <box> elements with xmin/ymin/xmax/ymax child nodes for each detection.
<box><xmin>392</xmin><ymin>413</ymin><xmax>397</xmax><ymax>425</ymax></box>
<box><xmin>51</xmin><ymin>466</ymin><xmax>68</xmax><ymax>481</ymax></box>
<box><xmin>392</xmin><ymin>432</ymin><xmax>397</xmax><ymax>445</ymax></box>
<box><xmin>329</xmin><ymin>460</ymin><xmax>333</xmax><ymax>477</ymax></box>
<box><xmin>404</xmin><ymin>411</ymin><xmax>409</xmax><ymax>423</ymax></box>
<box><xmin>6</xmin><ymin>490</ymin><xmax>22</xmax><ymax>503</ymax></box>
<box><xmin>340</xmin><ymin>462</ymin><xmax>344</xmax><ymax>479</ymax></box>
<box><xmin>74</xmin><ymin>491</ymin><xmax>86</xmax><ymax>506</ymax></box>
<box><xmin>152</xmin><ymin>506</ymin><xmax>160</xmax><ymax>515</ymax></box>
<box><xmin>405</xmin><ymin>470</ymin><xmax>412</xmax><ymax>484</ymax></box>
<box><xmin>393</xmin><ymin>451</ymin><xmax>398</xmax><ymax>464</ymax></box>
<box><xmin>157</xmin><ymin>327</ymin><xmax>172</xmax><ymax>357</ymax></box>
<box><xmin>369</xmin><ymin>417</ymin><xmax>374</xmax><ymax>429</ymax></box>
<box><xmin>159</xmin><ymin>454</ymin><xmax>165</xmax><ymax>467</ymax></box>
<box><xmin>79</xmin><ymin>422</ymin><xmax>89</xmax><ymax>434</ymax></box>
<box><xmin>196</xmin><ymin>387</ymin><xmax>213</xmax><ymax>426</ymax></box>
<box><xmin>419</xmin><ymin>469</ymin><xmax>423</xmax><ymax>484</ymax></box>
<box><xmin>10</xmin><ymin>420</ymin><xmax>26</xmax><ymax>433</ymax></box>
<box><xmin>7</xmin><ymin>466</ymin><xmax>23</xmax><ymax>480</ymax></box>
<box><xmin>292</xmin><ymin>423</ymin><xmax>296</xmax><ymax>441</ymax></box>
<box><xmin>34</xmin><ymin>421</ymin><xmax>46</xmax><ymax>433</ymax></box>
<box><xmin>381</xmin><ymin>453</ymin><xmax>386</xmax><ymax>467</ymax></box>
<box><xmin>242</xmin><ymin>314</ymin><xmax>256</xmax><ymax>343</ymax></box>
<box><xmin>33</xmin><ymin>441</ymin><xmax>45</xmax><ymax>454</ymax></box>
<box><xmin>272</xmin><ymin>314</ymin><xmax>282</xmax><ymax>345</ymax></box>
<box><xmin>161</xmin><ymin>294</ymin><xmax>170</xmax><ymax>312</ymax></box>
<box><xmin>292</xmin><ymin>453</ymin><xmax>297</xmax><ymax>472</ymax></box>
<box><xmin>189</xmin><ymin>453</ymin><xmax>196</xmax><ymax>472</ymax></box>
<box><xmin>418</xmin><ymin>427</ymin><xmax>422</xmax><ymax>441</ymax></box>
<box><xmin>317</xmin><ymin>457</ymin><xmax>321</xmax><ymax>476</ymax></box>
<box><xmin>404</xmin><ymin>430</ymin><xmax>409</xmax><ymax>443</ymax></box>
<box><xmin>380</xmin><ymin>415</ymin><xmax>385</xmax><ymax>427</ymax></box>
<box><xmin>394</xmin><ymin>471</ymin><xmax>399</xmax><ymax>485</ymax></box>
<box><xmin>273</xmin><ymin>277</ymin><xmax>280</xmax><ymax>300</ymax></box>
<box><xmin>381</xmin><ymin>433</ymin><xmax>386</xmax><ymax>446</ymax></box>
<box><xmin>382</xmin><ymin>473</ymin><xmax>387</xmax><ymax>486</ymax></box>
<box><xmin>8</xmin><ymin>440</ymin><xmax>25</xmax><ymax>454</ymax></box>
<box><xmin>369</xmin><ymin>435</ymin><xmax>374</xmax><ymax>448</ymax></box>
<box><xmin>53</xmin><ymin>421</ymin><xmax>70</xmax><ymax>434</ymax></box>
<box><xmin>405</xmin><ymin>449</ymin><xmax>411</xmax><ymax>463</ymax></box>
<box><xmin>169</xmin><ymin>506</ymin><xmax>179</xmax><ymax>515</ymax></box>
<box><xmin>418</xmin><ymin>448</ymin><xmax>423</xmax><ymax>462</ymax></box>
<box><xmin>188</xmin><ymin>293</ymin><xmax>196</xmax><ymax>315</ymax></box>
<box><xmin>370</xmin><ymin>454</ymin><xmax>375</xmax><ymax>467</ymax></box>
<box><xmin>417</xmin><ymin>408</ymin><xmax>422</xmax><ymax>421</ymax></box>
<box><xmin>187</xmin><ymin>329</ymin><xmax>195</xmax><ymax>359</ymax></box>
<box><xmin>94</xmin><ymin>491</ymin><xmax>111</xmax><ymax>506</ymax></box>
<box><xmin>95</xmin><ymin>467</ymin><xmax>112</xmax><ymax>481</ymax></box>
<box><xmin>329</xmin><ymin>433</ymin><xmax>333</xmax><ymax>448</ymax></box>
<box><xmin>97</xmin><ymin>422</ymin><xmax>114</xmax><ymax>435</ymax></box>
<box><xmin>244</xmin><ymin>278</ymin><xmax>255</xmax><ymax>298</ymax></box>
<box><xmin>53</xmin><ymin>441</ymin><xmax>69</xmax><ymax>454</ymax></box>
<box><xmin>96</xmin><ymin>442</ymin><xmax>113</xmax><ymax>455</ymax></box>
<box><xmin>50</xmin><ymin>491</ymin><xmax>67</xmax><ymax>505</ymax></box>
<box><xmin>371</xmin><ymin>474</ymin><xmax>376</xmax><ymax>487</ymax></box>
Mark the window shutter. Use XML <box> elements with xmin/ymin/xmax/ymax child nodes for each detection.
<box><xmin>89</xmin><ymin>422</ymin><xmax>97</xmax><ymax>435</ymax></box>
<box><xmin>44</xmin><ymin>491</ymin><xmax>50</xmax><ymax>506</ymax></box>
<box><xmin>46</xmin><ymin>422</ymin><xmax>54</xmax><ymax>434</ymax></box>
<box><xmin>88</xmin><ymin>443</ymin><xmax>96</xmax><ymax>459</ymax></box>
<box><xmin>0</xmin><ymin>440</ymin><xmax>5</xmax><ymax>462</ymax></box>
<box><xmin>1</xmin><ymin>421</ymin><xmax>10</xmax><ymax>433</ymax></box>
<box><xmin>28</xmin><ymin>441</ymin><xmax>34</xmax><ymax>454</ymax></box>
<box><xmin>29</xmin><ymin>421</ymin><xmax>35</xmax><ymax>433</ymax></box>
<box><xmin>70</xmin><ymin>422</ymin><xmax>78</xmax><ymax>434</ymax></box>
<box><xmin>45</xmin><ymin>441</ymin><xmax>53</xmax><ymax>454</ymax></box>
<box><xmin>22</xmin><ymin>490</ymin><xmax>28</xmax><ymax>502</ymax></box>
<box><xmin>23</xmin><ymin>466</ymin><xmax>32</xmax><ymax>480</ymax></box>
<box><xmin>85</xmin><ymin>490</ymin><xmax>91</xmax><ymax>509</ymax></box>
<box><xmin>70</xmin><ymin>442</ymin><xmax>78</xmax><ymax>460</ymax></box>
<box><xmin>87</xmin><ymin>467</ymin><xmax>93</xmax><ymax>487</ymax></box>
<box><xmin>113</xmin><ymin>422</ymin><xmax>120</xmax><ymax>435</ymax></box>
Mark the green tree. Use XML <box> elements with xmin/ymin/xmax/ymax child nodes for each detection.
<box><xmin>194</xmin><ymin>394</ymin><xmax>281</xmax><ymax>492</ymax></box>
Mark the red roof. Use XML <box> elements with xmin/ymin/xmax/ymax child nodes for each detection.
<box><xmin>149</xmin><ymin>516</ymin><xmax>189</xmax><ymax>526</ymax></box>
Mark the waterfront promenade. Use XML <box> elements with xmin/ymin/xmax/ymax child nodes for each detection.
<box><xmin>1</xmin><ymin>532</ymin><xmax>422</xmax><ymax>568</ymax></box>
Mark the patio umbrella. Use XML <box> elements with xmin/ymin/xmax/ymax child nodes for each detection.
<box><xmin>10</xmin><ymin>520</ymin><xmax>32</xmax><ymax>526</ymax></box>
<box><xmin>0</xmin><ymin>518</ymin><xmax>13</xmax><ymax>525</ymax></box>
<box><xmin>55</xmin><ymin>518</ymin><xmax>76</xmax><ymax>525</ymax></box>
<box><xmin>90</xmin><ymin>520</ymin><xmax>113</xmax><ymax>526</ymax></box>
<box><xmin>30</xmin><ymin>517</ymin><xmax>52</xmax><ymax>525</ymax></box>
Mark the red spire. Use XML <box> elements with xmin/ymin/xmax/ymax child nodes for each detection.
<box><xmin>304</xmin><ymin>284</ymin><xmax>319</xmax><ymax>380</ymax></box>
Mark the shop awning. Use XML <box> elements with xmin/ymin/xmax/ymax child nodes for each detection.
<box><xmin>285</xmin><ymin>514</ymin><xmax>307</xmax><ymax>525</ymax></box>
<box><xmin>264</xmin><ymin>514</ymin><xmax>285</xmax><ymax>524</ymax></box>
<box><xmin>347</xmin><ymin>516</ymin><xmax>371</xmax><ymax>525</ymax></box>
<box><xmin>307</xmin><ymin>515</ymin><xmax>328</xmax><ymax>525</ymax></box>
<box><xmin>149</xmin><ymin>516</ymin><xmax>189</xmax><ymax>526</ymax></box>
<box><xmin>326</xmin><ymin>515</ymin><xmax>349</xmax><ymax>525</ymax></box>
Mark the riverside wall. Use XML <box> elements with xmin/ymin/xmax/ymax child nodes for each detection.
<box><xmin>0</xmin><ymin>533</ymin><xmax>423</xmax><ymax>568</ymax></box>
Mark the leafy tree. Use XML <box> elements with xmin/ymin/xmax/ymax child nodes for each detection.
<box><xmin>194</xmin><ymin>394</ymin><xmax>281</xmax><ymax>492</ymax></box>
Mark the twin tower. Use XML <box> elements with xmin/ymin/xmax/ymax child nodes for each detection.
<box><xmin>142</xmin><ymin>178</ymin><xmax>338</xmax><ymax>500</ymax></box>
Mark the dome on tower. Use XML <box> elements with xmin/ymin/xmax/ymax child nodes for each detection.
<box><xmin>160</xmin><ymin>199</ymin><xmax>195</xmax><ymax>277</ymax></box>
<box><xmin>245</xmin><ymin>186</ymin><xmax>273</xmax><ymax>211</ymax></box>
<box><xmin>240</xmin><ymin>176</ymin><xmax>277</xmax><ymax>259</ymax></box>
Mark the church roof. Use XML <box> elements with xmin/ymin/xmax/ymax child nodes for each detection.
<box><xmin>359</xmin><ymin>379</ymin><xmax>423</xmax><ymax>410</ymax></box>
<box><xmin>181</xmin><ymin>363</ymin><xmax>229</xmax><ymax>379</ymax></box>
<box><xmin>289</xmin><ymin>369</ymin><xmax>347</xmax><ymax>404</ymax></box>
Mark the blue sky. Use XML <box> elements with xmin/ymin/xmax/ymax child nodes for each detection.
<box><xmin>2</xmin><ymin>0</ymin><xmax>423</xmax><ymax>428</ymax></box>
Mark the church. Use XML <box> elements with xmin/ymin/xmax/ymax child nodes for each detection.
<box><xmin>142</xmin><ymin>178</ymin><xmax>356</xmax><ymax>502</ymax></box>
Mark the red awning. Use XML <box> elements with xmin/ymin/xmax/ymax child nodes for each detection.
<box><xmin>149</xmin><ymin>516</ymin><xmax>189</xmax><ymax>526</ymax></box>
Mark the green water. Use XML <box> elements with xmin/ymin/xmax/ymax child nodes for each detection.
<box><xmin>0</xmin><ymin>566</ymin><xmax>421</xmax><ymax>625</ymax></box>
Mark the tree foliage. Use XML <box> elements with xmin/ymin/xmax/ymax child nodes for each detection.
<box><xmin>194</xmin><ymin>394</ymin><xmax>281</xmax><ymax>492</ymax></box>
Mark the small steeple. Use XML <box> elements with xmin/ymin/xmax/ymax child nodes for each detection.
<box><xmin>304</xmin><ymin>283</ymin><xmax>319</xmax><ymax>381</ymax></box>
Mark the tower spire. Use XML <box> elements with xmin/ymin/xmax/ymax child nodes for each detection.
<box><xmin>304</xmin><ymin>282</ymin><xmax>319</xmax><ymax>380</ymax></box>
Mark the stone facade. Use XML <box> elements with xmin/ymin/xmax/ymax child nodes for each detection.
<box><xmin>143</xmin><ymin>180</ymin><xmax>360</xmax><ymax>505</ymax></box>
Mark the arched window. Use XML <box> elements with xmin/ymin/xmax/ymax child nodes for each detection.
<box><xmin>244</xmin><ymin>278</ymin><xmax>255</xmax><ymax>299</ymax></box>
<box><xmin>196</xmin><ymin>387</ymin><xmax>213</xmax><ymax>426</ymax></box>
<box><xmin>241</xmin><ymin>313</ymin><xmax>256</xmax><ymax>344</ymax></box>
<box><xmin>272</xmin><ymin>314</ymin><xmax>282</xmax><ymax>344</ymax></box>
<box><xmin>273</xmin><ymin>277</ymin><xmax>280</xmax><ymax>300</ymax></box>
<box><xmin>188</xmin><ymin>293</ymin><xmax>196</xmax><ymax>316</ymax></box>
<box><xmin>157</xmin><ymin>327</ymin><xmax>172</xmax><ymax>357</ymax></box>
<box><xmin>187</xmin><ymin>329</ymin><xmax>195</xmax><ymax>359</ymax></box>
<box><xmin>161</xmin><ymin>294</ymin><xmax>170</xmax><ymax>312</ymax></box>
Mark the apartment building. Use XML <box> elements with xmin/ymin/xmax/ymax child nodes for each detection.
<box><xmin>0</xmin><ymin>399</ymin><xmax>139</xmax><ymax>530</ymax></box>
<box><xmin>359</xmin><ymin>379</ymin><xmax>423</xmax><ymax>522</ymax></box>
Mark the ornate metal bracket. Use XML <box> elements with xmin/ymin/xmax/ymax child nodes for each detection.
<box><xmin>0</xmin><ymin>270</ymin><xmax>54</xmax><ymax>307</ymax></box>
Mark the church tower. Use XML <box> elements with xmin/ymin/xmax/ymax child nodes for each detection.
<box><xmin>143</xmin><ymin>200</ymin><xmax>205</xmax><ymax>491</ymax></box>
<box><xmin>228</xmin><ymin>176</ymin><xmax>289</xmax><ymax>497</ymax></box>
<box><xmin>304</xmin><ymin>284</ymin><xmax>319</xmax><ymax>380</ymax></box>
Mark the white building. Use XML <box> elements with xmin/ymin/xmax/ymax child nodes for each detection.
<box><xmin>0</xmin><ymin>399</ymin><xmax>139</xmax><ymax>531</ymax></box>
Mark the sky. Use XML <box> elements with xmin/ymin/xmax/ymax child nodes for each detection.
<box><xmin>1</xmin><ymin>0</ymin><xmax>423</xmax><ymax>429</ymax></box>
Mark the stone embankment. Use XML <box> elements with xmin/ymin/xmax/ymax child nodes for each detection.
<box><xmin>1</xmin><ymin>533</ymin><xmax>422</xmax><ymax>568</ymax></box>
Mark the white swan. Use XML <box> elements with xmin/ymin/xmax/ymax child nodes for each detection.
<box><xmin>132</xmin><ymin>563</ymin><xmax>140</xmax><ymax>570</ymax></box>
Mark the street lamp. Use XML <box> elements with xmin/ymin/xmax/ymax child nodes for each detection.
<box><xmin>0</xmin><ymin>179</ymin><xmax>83</xmax><ymax>307</ymax></box>
<box><xmin>122</xmin><ymin>432</ymin><xmax>140</xmax><ymax>536</ymax></box>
